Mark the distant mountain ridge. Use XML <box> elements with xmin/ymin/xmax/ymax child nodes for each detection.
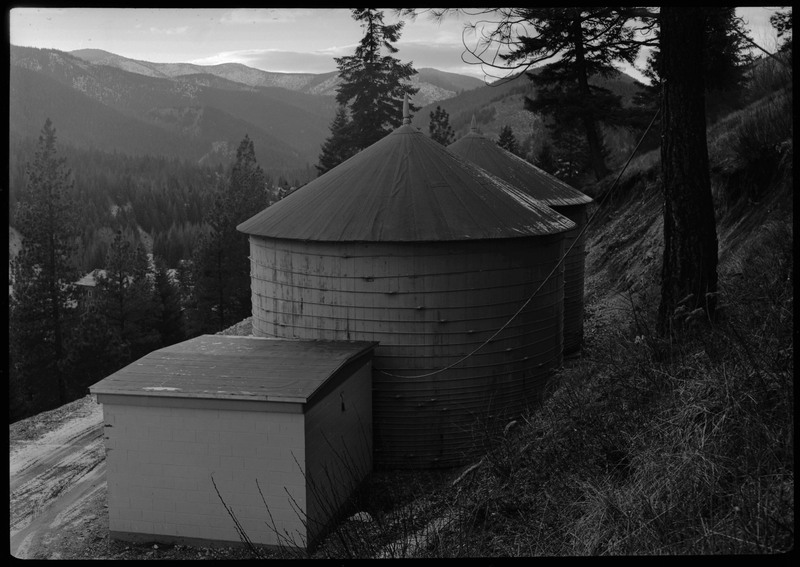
<box><xmin>10</xmin><ymin>44</ymin><xmax>643</xmax><ymax>179</ymax></box>
<box><xmin>412</xmin><ymin>67</ymin><xmax>646</xmax><ymax>168</ymax></box>
<box><xmin>10</xmin><ymin>45</ymin><xmax>316</xmax><ymax>171</ymax></box>
<box><xmin>67</xmin><ymin>48</ymin><xmax>486</xmax><ymax>101</ymax></box>
<box><xmin>69</xmin><ymin>49</ymin><xmax>334</xmax><ymax>93</ymax></box>
<box><xmin>10</xmin><ymin>44</ymin><xmax>486</xmax><ymax>174</ymax></box>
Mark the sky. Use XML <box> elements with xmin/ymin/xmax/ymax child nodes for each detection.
<box><xmin>8</xmin><ymin>7</ymin><xmax>785</xmax><ymax>84</ymax></box>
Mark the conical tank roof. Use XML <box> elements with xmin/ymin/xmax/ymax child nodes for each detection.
<box><xmin>237</xmin><ymin>124</ymin><xmax>575</xmax><ymax>242</ymax></box>
<box><xmin>448</xmin><ymin>123</ymin><xmax>593</xmax><ymax>208</ymax></box>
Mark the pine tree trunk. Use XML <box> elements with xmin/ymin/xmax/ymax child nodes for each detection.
<box><xmin>50</xmin><ymin>233</ymin><xmax>66</xmax><ymax>404</ymax></box>
<box><xmin>657</xmin><ymin>7</ymin><xmax>719</xmax><ymax>336</ymax></box>
<box><xmin>217</xmin><ymin>247</ymin><xmax>225</xmax><ymax>331</ymax></box>
<box><xmin>572</xmin><ymin>19</ymin><xmax>610</xmax><ymax>181</ymax></box>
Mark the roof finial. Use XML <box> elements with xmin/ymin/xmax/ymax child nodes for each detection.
<box><xmin>402</xmin><ymin>93</ymin><xmax>411</xmax><ymax>125</ymax></box>
<box><xmin>470</xmin><ymin>114</ymin><xmax>478</xmax><ymax>133</ymax></box>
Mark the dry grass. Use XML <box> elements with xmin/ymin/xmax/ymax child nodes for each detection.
<box><xmin>218</xmin><ymin>68</ymin><xmax>794</xmax><ymax>559</ymax></box>
<box><xmin>410</xmin><ymin>83</ymin><xmax>794</xmax><ymax>556</ymax></box>
<box><xmin>416</xmin><ymin>208</ymin><xmax>793</xmax><ymax>556</ymax></box>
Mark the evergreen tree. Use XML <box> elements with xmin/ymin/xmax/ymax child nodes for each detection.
<box><xmin>9</xmin><ymin>118</ymin><xmax>81</xmax><ymax>415</ymax></box>
<box><xmin>316</xmin><ymin>106</ymin><xmax>355</xmax><ymax>176</ymax></box>
<box><xmin>497</xmin><ymin>125</ymin><xmax>520</xmax><ymax>156</ymax></box>
<box><xmin>175</xmin><ymin>257</ymin><xmax>201</xmax><ymax>338</ymax></box>
<box><xmin>771</xmin><ymin>8</ymin><xmax>792</xmax><ymax>55</ymax></box>
<box><xmin>499</xmin><ymin>8</ymin><xmax>642</xmax><ymax>180</ymax></box>
<box><xmin>95</xmin><ymin>229</ymin><xmax>159</xmax><ymax>361</ymax></box>
<box><xmin>543</xmin><ymin>126</ymin><xmax>590</xmax><ymax>183</ymax></box>
<box><xmin>61</xmin><ymin>299</ymin><xmax>128</xmax><ymax>398</ymax></box>
<box><xmin>534</xmin><ymin>141</ymin><xmax>558</xmax><ymax>175</ymax></box>
<box><xmin>334</xmin><ymin>8</ymin><xmax>420</xmax><ymax>156</ymax></box>
<box><xmin>424</xmin><ymin>7</ymin><xmax>657</xmax><ymax>180</ymax></box>
<box><xmin>192</xmin><ymin>135</ymin><xmax>268</xmax><ymax>332</ymax></box>
<box><xmin>8</xmin><ymin>351</ymin><xmax>27</xmax><ymax>423</ymax></box>
<box><xmin>9</xmin><ymin>260</ymin><xmax>63</xmax><ymax>416</ymax></box>
<box><xmin>769</xmin><ymin>6</ymin><xmax>793</xmax><ymax>71</ymax></box>
<box><xmin>428</xmin><ymin>105</ymin><xmax>455</xmax><ymax>145</ymax></box>
<box><xmin>634</xmin><ymin>8</ymin><xmax>754</xmax><ymax>122</ymax></box>
<box><xmin>420</xmin><ymin>7</ymin><xmax>721</xmax><ymax>338</ymax></box>
<box><xmin>152</xmin><ymin>257</ymin><xmax>185</xmax><ymax>347</ymax></box>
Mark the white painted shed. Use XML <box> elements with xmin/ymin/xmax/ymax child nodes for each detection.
<box><xmin>89</xmin><ymin>335</ymin><xmax>377</xmax><ymax>551</ymax></box>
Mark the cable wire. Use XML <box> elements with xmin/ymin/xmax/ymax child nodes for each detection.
<box><xmin>376</xmin><ymin>108</ymin><xmax>662</xmax><ymax>378</ymax></box>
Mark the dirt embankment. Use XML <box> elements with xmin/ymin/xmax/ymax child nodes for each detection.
<box><xmin>10</xmin><ymin>395</ymin><xmax>106</xmax><ymax>559</ymax></box>
<box><xmin>9</xmin><ymin>394</ymin><xmax>260</xmax><ymax>560</ymax></box>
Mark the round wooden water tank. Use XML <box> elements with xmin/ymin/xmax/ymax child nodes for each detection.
<box><xmin>449</xmin><ymin>128</ymin><xmax>593</xmax><ymax>354</ymax></box>
<box><xmin>248</xmin><ymin>236</ymin><xmax>564</xmax><ymax>468</ymax></box>
<box><xmin>239</xmin><ymin>123</ymin><xmax>575</xmax><ymax>469</ymax></box>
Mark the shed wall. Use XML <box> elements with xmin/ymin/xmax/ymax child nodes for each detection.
<box><xmin>552</xmin><ymin>204</ymin><xmax>588</xmax><ymax>354</ymax></box>
<box><xmin>304</xmin><ymin>360</ymin><xmax>373</xmax><ymax>545</ymax></box>
<box><xmin>249</xmin><ymin>237</ymin><xmax>565</xmax><ymax>469</ymax></box>
<box><xmin>102</xmin><ymin>401</ymin><xmax>307</xmax><ymax>547</ymax></box>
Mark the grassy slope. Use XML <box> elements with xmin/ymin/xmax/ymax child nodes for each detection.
<box><xmin>79</xmin><ymin>82</ymin><xmax>792</xmax><ymax>560</ymax></box>
<box><xmin>10</xmin><ymin>75</ymin><xmax>791</xmax><ymax>561</ymax></box>
<box><xmin>300</xmin><ymin>86</ymin><xmax>793</xmax><ymax>557</ymax></box>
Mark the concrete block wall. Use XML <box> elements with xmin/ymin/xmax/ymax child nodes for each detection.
<box><xmin>103</xmin><ymin>402</ymin><xmax>308</xmax><ymax>547</ymax></box>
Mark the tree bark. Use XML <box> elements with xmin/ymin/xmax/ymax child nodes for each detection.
<box><xmin>217</xmin><ymin>246</ymin><xmax>225</xmax><ymax>331</ymax></box>
<box><xmin>49</xmin><ymin>232</ymin><xmax>66</xmax><ymax>403</ymax></box>
<box><xmin>571</xmin><ymin>19</ymin><xmax>611</xmax><ymax>181</ymax></box>
<box><xmin>657</xmin><ymin>7</ymin><xmax>719</xmax><ymax>335</ymax></box>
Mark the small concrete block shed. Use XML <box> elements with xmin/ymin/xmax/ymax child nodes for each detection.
<box><xmin>89</xmin><ymin>335</ymin><xmax>377</xmax><ymax>551</ymax></box>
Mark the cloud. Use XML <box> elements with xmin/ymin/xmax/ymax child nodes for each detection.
<box><xmin>219</xmin><ymin>8</ymin><xmax>316</xmax><ymax>25</ymax></box>
<box><xmin>737</xmin><ymin>6</ymin><xmax>781</xmax><ymax>51</ymax></box>
<box><xmin>394</xmin><ymin>40</ymin><xmax>482</xmax><ymax>70</ymax></box>
<box><xmin>187</xmin><ymin>41</ymin><xmax>492</xmax><ymax>79</ymax></box>
<box><xmin>189</xmin><ymin>49</ymin><xmax>344</xmax><ymax>74</ymax></box>
<box><xmin>148</xmin><ymin>26</ymin><xmax>188</xmax><ymax>36</ymax></box>
<box><xmin>11</xmin><ymin>7</ymin><xmax>67</xmax><ymax>17</ymax></box>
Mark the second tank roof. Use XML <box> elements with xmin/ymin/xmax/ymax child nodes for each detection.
<box><xmin>237</xmin><ymin>124</ymin><xmax>575</xmax><ymax>242</ymax></box>
<box><xmin>448</xmin><ymin>122</ymin><xmax>593</xmax><ymax>208</ymax></box>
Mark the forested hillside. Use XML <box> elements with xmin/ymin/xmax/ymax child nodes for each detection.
<box><xmin>8</xmin><ymin>138</ymin><xmax>228</xmax><ymax>272</ymax></box>
<box><xmin>9</xmin><ymin>123</ymin><xmax>283</xmax><ymax>423</ymax></box>
<box><xmin>9</xmin><ymin>47</ymin><xmax>327</xmax><ymax>173</ymax></box>
<box><xmin>411</xmin><ymin>68</ymin><xmax>647</xmax><ymax>178</ymax></box>
<box><xmin>7</xmin><ymin>45</ymin><xmax>491</xmax><ymax>278</ymax></box>
<box><xmin>10</xmin><ymin>45</ymin><xmax>487</xmax><ymax>182</ymax></box>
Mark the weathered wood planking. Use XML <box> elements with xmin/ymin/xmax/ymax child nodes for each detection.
<box><xmin>448</xmin><ymin>131</ymin><xmax>592</xmax><ymax>355</ymax></box>
<box><xmin>553</xmin><ymin>204</ymin><xmax>589</xmax><ymax>354</ymax></box>
<box><xmin>248</xmin><ymin>236</ymin><xmax>565</xmax><ymax>468</ymax></box>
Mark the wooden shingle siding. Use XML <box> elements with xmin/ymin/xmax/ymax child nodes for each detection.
<box><xmin>250</xmin><ymin>236</ymin><xmax>565</xmax><ymax>469</ymax></box>
<box><xmin>553</xmin><ymin>205</ymin><xmax>589</xmax><ymax>354</ymax></box>
<box><xmin>448</xmin><ymin>129</ymin><xmax>592</xmax><ymax>355</ymax></box>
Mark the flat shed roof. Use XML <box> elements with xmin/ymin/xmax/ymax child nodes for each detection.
<box><xmin>90</xmin><ymin>335</ymin><xmax>377</xmax><ymax>404</ymax></box>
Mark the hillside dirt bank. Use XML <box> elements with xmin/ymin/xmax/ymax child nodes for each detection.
<box><xmin>7</xmin><ymin>216</ymin><xmax>634</xmax><ymax>561</ymax></box>
<box><xmin>12</xmin><ymin>155</ymin><xmax>774</xmax><ymax>559</ymax></box>
<box><xmin>10</xmin><ymin>395</ymin><xmax>106</xmax><ymax>559</ymax></box>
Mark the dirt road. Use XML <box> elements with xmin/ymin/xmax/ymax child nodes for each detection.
<box><xmin>9</xmin><ymin>396</ymin><xmax>107</xmax><ymax>559</ymax></box>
